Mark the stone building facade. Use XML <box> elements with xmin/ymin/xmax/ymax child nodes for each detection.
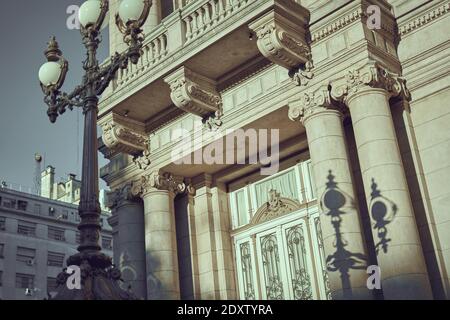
<box><xmin>0</xmin><ymin>187</ymin><xmax>113</xmax><ymax>300</ymax></box>
<box><xmin>99</xmin><ymin>0</ymin><xmax>450</xmax><ymax>300</ymax></box>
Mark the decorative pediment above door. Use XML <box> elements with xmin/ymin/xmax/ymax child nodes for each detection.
<box><xmin>251</xmin><ymin>189</ymin><xmax>302</xmax><ymax>225</ymax></box>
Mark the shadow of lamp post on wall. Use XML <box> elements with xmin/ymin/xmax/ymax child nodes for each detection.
<box><xmin>38</xmin><ymin>0</ymin><xmax>152</xmax><ymax>300</ymax></box>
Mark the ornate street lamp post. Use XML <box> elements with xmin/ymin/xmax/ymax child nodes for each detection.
<box><xmin>38</xmin><ymin>0</ymin><xmax>151</xmax><ymax>300</ymax></box>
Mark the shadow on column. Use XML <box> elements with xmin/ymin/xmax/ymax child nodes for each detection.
<box><xmin>146</xmin><ymin>253</ymin><xmax>165</xmax><ymax>299</ymax></box>
<box><xmin>369</xmin><ymin>178</ymin><xmax>398</xmax><ymax>255</ymax></box>
<box><xmin>321</xmin><ymin>171</ymin><xmax>367</xmax><ymax>299</ymax></box>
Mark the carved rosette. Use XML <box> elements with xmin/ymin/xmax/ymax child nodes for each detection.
<box><xmin>164</xmin><ymin>67</ymin><xmax>223</xmax><ymax>130</ymax></box>
<box><xmin>249</xmin><ymin>5</ymin><xmax>311</xmax><ymax>70</ymax></box>
<box><xmin>288</xmin><ymin>85</ymin><xmax>342</xmax><ymax>124</ymax></box>
<box><xmin>331</xmin><ymin>61</ymin><xmax>411</xmax><ymax>105</ymax></box>
<box><xmin>132</xmin><ymin>170</ymin><xmax>189</xmax><ymax>197</ymax></box>
<box><xmin>101</xmin><ymin>120</ymin><xmax>148</xmax><ymax>157</ymax></box>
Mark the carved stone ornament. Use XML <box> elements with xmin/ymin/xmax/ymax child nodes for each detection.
<box><xmin>249</xmin><ymin>1</ymin><xmax>311</xmax><ymax>70</ymax></box>
<box><xmin>289</xmin><ymin>60</ymin><xmax>314</xmax><ymax>87</ymax></box>
<box><xmin>106</xmin><ymin>183</ymin><xmax>138</xmax><ymax>210</ymax></box>
<box><xmin>133</xmin><ymin>140</ymin><xmax>151</xmax><ymax>171</ymax></box>
<box><xmin>131</xmin><ymin>170</ymin><xmax>187</xmax><ymax>197</ymax></box>
<box><xmin>101</xmin><ymin>117</ymin><xmax>148</xmax><ymax>157</ymax></box>
<box><xmin>331</xmin><ymin>61</ymin><xmax>411</xmax><ymax>105</ymax></box>
<box><xmin>164</xmin><ymin>66</ymin><xmax>223</xmax><ymax>130</ymax></box>
<box><xmin>251</xmin><ymin>189</ymin><xmax>301</xmax><ymax>225</ymax></box>
<box><xmin>288</xmin><ymin>85</ymin><xmax>342</xmax><ymax>124</ymax></box>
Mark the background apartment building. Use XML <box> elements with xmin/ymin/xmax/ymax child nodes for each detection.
<box><xmin>0</xmin><ymin>169</ymin><xmax>112</xmax><ymax>300</ymax></box>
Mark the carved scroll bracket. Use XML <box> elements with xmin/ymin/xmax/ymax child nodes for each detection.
<box><xmin>164</xmin><ymin>66</ymin><xmax>223</xmax><ymax>131</ymax></box>
<box><xmin>249</xmin><ymin>1</ymin><xmax>311</xmax><ymax>72</ymax></box>
<box><xmin>100</xmin><ymin>113</ymin><xmax>149</xmax><ymax>158</ymax></box>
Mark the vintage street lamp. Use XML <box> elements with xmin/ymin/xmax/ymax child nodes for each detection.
<box><xmin>38</xmin><ymin>0</ymin><xmax>151</xmax><ymax>300</ymax></box>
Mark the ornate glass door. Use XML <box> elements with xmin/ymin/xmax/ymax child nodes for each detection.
<box><xmin>256</xmin><ymin>228</ymin><xmax>289</xmax><ymax>300</ymax></box>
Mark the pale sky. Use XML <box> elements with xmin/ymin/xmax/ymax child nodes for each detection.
<box><xmin>0</xmin><ymin>1</ymin><xmax>111</xmax><ymax>190</ymax></box>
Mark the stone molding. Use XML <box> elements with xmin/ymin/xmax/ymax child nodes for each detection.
<box><xmin>249</xmin><ymin>3</ymin><xmax>311</xmax><ymax>71</ymax></box>
<box><xmin>330</xmin><ymin>60</ymin><xmax>411</xmax><ymax>105</ymax></box>
<box><xmin>288</xmin><ymin>85</ymin><xmax>342</xmax><ymax>124</ymax></box>
<box><xmin>310</xmin><ymin>0</ymin><xmax>396</xmax><ymax>43</ymax></box>
<box><xmin>399</xmin><ymin>1</ymin><xmax>450</xmax><ymax>37</ymax></box>
<box><xmin>100</xmin><ymin>113</ymin><xmax>148</xmax><ymax>158</ymax></box>
<box><xmin>131</xmin><ymin>170</ymin><xmax>193</xmax><ymax>197</ymax></box>
<box><xmin>164</xmin><ymin>66</ymin><xmax>223</xmax><ymax>130</ymax></box>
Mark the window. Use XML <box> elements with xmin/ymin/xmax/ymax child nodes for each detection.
<box><xmin>47</xmin><ymin>252</ymin><xmax>65</xmax><ymax>267</ymax></box>
<box><xmin>48</xmin><ymin>227</ymin><xmax>65</xmax><ymax>241</ymax></box>
<box><xmin>16</xmin><ymin>247</ymin><xmax>36</xmax><ymax>264</ymax></box>
<box><xmin>2</xmin><ymin>198</ymin><xmax>16</xmax><ymax>209</ymax></box>
<box><xmin>48</xmin><ymin>207</ymin><xmax>56</xmax><ymax>217</ymax></box>
<box><xmin>17</xmin><ymin>221</ymin><xmax>36</xmax><ymax>237</ymax></box>
<box><xmin>0</xmin><ymin>271</ymin><xmax>2</xmax><ymax>286</ymax></box>
<box><xmin>161</xmin><ymin>0</ymin><xmax>174</xmax><ymax>19</ymax></box>
<box><xmin>62</xmin><ymin>210</ymin><xmax>69</xmax><ymax>220</ymax></box>
<box><xmin>47</xmin><ymin>277</ymin><xmax>58</xmax><ymax>292</ymax></box>
<box><xmin>102</xmin><ymin>236</ymin><xmax>112</xmax><ymax>250</ymax></box>
<box><xmin>0</xmin><ymin>217</ymin><xmax>5</xmax><ymax>231</ymax></box>
<box><xmin>34</xmin><ymin>204</ymin><xmax>41</xmax><ymax>214</ymax></box>
<box><xmin>16</xmin><ymin>273</ymin><xmax>34</xmax><ymax>289</ymax></box>
<box><xmin>0</xmin><ymin>243</ymin><xmax>4</xmax><ymax>258</ymax></box>
<box><xmin>100</xmin><ymin>218</ymin><xmax>104</xmax><ymax>227</ymax></box>
<box><xmin>76</xmin><ymin>232</ymin><xmax>81</xmax><ymax>244</ymax></box>
<box><xmin>17</xmin><ymin>200</ymin><xmax>28</xmax><ymax>211</ymax></box>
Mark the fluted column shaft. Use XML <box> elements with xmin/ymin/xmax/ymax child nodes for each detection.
<box><xmin>289</xmin><ymin>86</ymin><xmax>373</xmax><ymax>300</ymax></box>
<box><xmin>332</xmin><ymin>61</ymin><xmax>433</xmax><ymax>299</ymax></box>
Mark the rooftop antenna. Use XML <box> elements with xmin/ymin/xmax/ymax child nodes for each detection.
<box><xmin>34</xmin><ymin>153</ymin><xmax>42</xmax><ymax>196</ymax></box>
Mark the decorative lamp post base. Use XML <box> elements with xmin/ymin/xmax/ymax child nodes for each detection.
<box><xmin>51</xmin><ymin>253</ymin><xmax>138</xmax><ymax>300</ymax></box>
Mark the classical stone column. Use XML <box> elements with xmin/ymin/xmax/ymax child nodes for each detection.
<box><xmin>331</xmin><ymin>61</ymin><xmax>433</xmax><ymax>299</ymax></box>
<box><xmin>143</xmin><ymin>0</ymin><xmax>162</xmax><ymax>34</ymax></box>
<box><xmin>133</xmin><ymin>170</ymin><xmax>186</xmax><ymax>300</ymax></box>
<box><xmin>289</xmin><ymin>86</ymin><xmax>373</xmax><ymax>300</ymax></box>
<box><xmin>107</xmin><ymin>184</ymin><xmax>147</xmax><ymax>299</ymax></box>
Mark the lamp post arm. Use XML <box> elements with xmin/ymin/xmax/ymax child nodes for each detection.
<box><xmin>95</xmin><ymin>52</ymin><xmax>130</xmax><ymax>96</ymax></box>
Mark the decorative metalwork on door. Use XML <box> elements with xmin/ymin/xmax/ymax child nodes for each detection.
<box><xmin>314</xmin><ymin>216</ymin><xmax>332</xmax><ymax>299</ymax></box>
<box><xmin>239</xmin><ymin>241</ymin><xmax>256</xmax><ymax>300</ymax></box>
<box><xmin>285</xmin><ymin>224</ymin><xmax>313</xmax><ymax>300</ymax></box>
<box><xmin>260</xmin><ymin>233</ymin><xmax>284</xmax><ymax>300</ymax></box>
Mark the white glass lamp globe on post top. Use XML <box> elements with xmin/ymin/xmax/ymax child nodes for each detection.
<box><xmin>39</xmin><ymin>62</ymin><xmax>63</xmax><ymax>87</ymax></box>
<box><xmin>119</xmin><ymin>0</ymin><xmax>146</xmax><ymax>24</ymax></box>
<box><xmin>78</xmin><ymin>0</ymin><xmax>109</xmax><ymax>30</ymax></box>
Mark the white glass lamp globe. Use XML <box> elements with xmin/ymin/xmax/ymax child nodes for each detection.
<box><xmin>119</xmin><ymin>0</ymin><xmax>145</xmax><ymax>24</ymax></box>
<box><xmin>79</xmin><ymin>0</ymin><xmax>103</xmax><ymax>28</ymax></box>
<box><xmin>39</xmin><ymin>62</ymin><xmax>62</xmax><ymax>87</ymax></box>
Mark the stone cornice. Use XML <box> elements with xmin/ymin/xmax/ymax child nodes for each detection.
<box><xmin>330</xmin><ymin>60</ymin><xmax>411</xmax><ymax>105</ymax></box>
<box><xmin>288</xmin><ymin>85</ymin><xmax>343</xmax><ymax>124</ymax></box>
<box><xmin>310</xmin><ymin>0</ymin><xmax>396</xmax><ymax>43</ymax></box>
<box><xmin>399</xmin><ymin>1</ymin><xmax>450</xmax><ymax>37</ymax></box>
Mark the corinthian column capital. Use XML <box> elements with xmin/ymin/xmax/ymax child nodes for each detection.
<box><xmin>249</xmin><ymin>0</ymin><xmax>311</xmax><ymax>70</ymax></box>
<box><xmin>331</xmin><ymin>61</ymin><xmax>411</xmax><ymax>105</ymax></box>
<box><xmin>289</xmin><ymin>85</ymin><xmax>342</xmax><ymax>124</ymax></box>
<box><xmin>132</xmin><ymin>170</ymin><xmax>189</xmax><ymax>197</ymax></box>
<box><xmin>106</xmin><ymin>183</ymin><xmax>139</xmax><ymax>210</ymax></box>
